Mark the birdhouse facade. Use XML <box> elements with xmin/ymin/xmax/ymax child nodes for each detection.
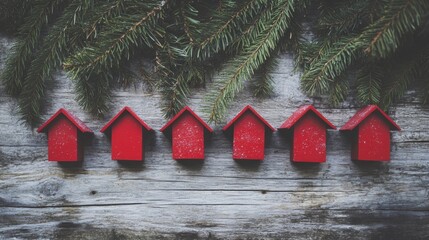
<box><xmin>341</xmin><ymin>105</ymin><xmax>400</xmax><ymax>161</ymax></box>
<box><xmin>223</xmin><ymin>105</ymin><xmax>275</xmax><ymax>160</ymax></box>
<box><xmin>101</xmin><ymin>107</ymin><xmax>152</xmax><ymax>161</ymax></box>
<box><xmin>48</xmin><ymin>115</ymin><xmax>82</xmax><ymax>161</ymax></box>
<box><xmin>292</xmin><ymin>112</ymin><xmax>328</xmax><ymax>162</ymax></box>
<box><xmin>279</xmin><ymin>105</ymin><xmax>336</xmax><ymax>163</ymax></box>
<box><xmin>37</xmin><ymin>108</ymin><xmax>93</xmax><ymax>162</ymax></box>
<box><xmin>233</xmin><ymin>111</ymin><xmax>265</xmax><ymax>160</ymax></box>
<box><xmin>172</xmin><ymin>111</ymin><xmax>205</xmax><ymax>159</ymax></box>
<box><xmin>160</xmin><ymin>106</ymin><xmax>213</xmax><ymax>160</ymax></box>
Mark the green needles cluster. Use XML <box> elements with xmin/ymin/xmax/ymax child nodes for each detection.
<box><xmin>0</xmin><ymin>0</ymin><xmax>428</xmax><ymax>126</ymax></box>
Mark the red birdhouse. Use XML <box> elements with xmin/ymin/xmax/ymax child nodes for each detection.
<box><xmin>100</xmin><ymin>107</ymin><xmax>153</xmax><ymax>161</ymax></box>
<box><xmin>340</xmin><ymin>105</ymin><xmax>400</xmax><ymax>161</ymax></box>
<box><xmin>160</xmin><ymin>106</ymin><xmax>213</xmax><ymax>160</ymax></box>
<box><xmin>37</xmin><ymin>108</ymin><xmax>93</xmax><ymax>162</ymax></box>
<box><xmin>278</xmin><ymin>105</ymin><xmax>336</xmax><ymax>163</ymax></box>
<box><xmin>223</xmin><ymin>105</ymin><xmax>275</xmax><ymax>160</ymax></box>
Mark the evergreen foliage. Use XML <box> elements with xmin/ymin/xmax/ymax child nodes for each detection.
<box><xmin>299</xmin><ymin>0</ymin><xmax>429</xmax><ymax>109</ymax></box>
<box><xmin>0</xmin><ymin>0</ymin><xmax>428</xmax><ymax>126</ymax></box>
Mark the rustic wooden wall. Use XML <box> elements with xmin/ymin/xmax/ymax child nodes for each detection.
<box><xmin>1</xmin><ymin>34</ymin><xmax>429</xmax><ymax>239</ymax></box>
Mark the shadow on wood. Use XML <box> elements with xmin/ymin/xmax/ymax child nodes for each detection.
<box><xmin>176</xmin><ymin>160</ymin><xmax>204</xmax><ymax>171</ymax></box>
<box><xmin>57</xmin><ymin>163</ymin><xmax>87</xmax><ymax>178</ymax></box>
<box><xmin>352</xmin><ymin>160</ymin><xmax>390</xmax><ymax>174</ymax></box>
<box><xmin>277</xmin><ymin>130</ymin><xmax>292</xmax><ymax>149</ymax></box>
<box><xmin>291</xmin><ymin>162</ymin><xmax>322</xmax><ymax>177</ymax></box>
<box><xmin>143</xmin><ymin>130</ymin><xmax>157</xmax><ymax>153</ymax></box>
<box><xmin>117</xmin><ymin>161</ymin><xmax>145</xmax><ymax>172</ymax></box>
<box><xmin>58</xmin><ymin>161</ymin><xmax>84</xmax><ymax>169</ymax></box>
<box><xmin>234</xmin><ymin>160</ymin><xmax>262</xmax><ymax>172</ymax></box>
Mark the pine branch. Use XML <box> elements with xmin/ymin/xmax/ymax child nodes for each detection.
<box><xmin>300</xmin><ymin>35</ymin><xmax>365</xmax><ymax>96</ymax></box>
<box><xmin>381</xmin><ymin>64</ymin><xmax>415</xmax><ymax>107</ymax></box>
<box><xmin>205</xmin><ymin>0</ymin><xmax>296</xmax><ymax>123</ymax></box>
<box><xmin>159</xmin><ymin>68</ymin><xmax>192</xmax><ymax>118</ymax></box>
<box><xmin>64</xmin><ymin>0</ymin><xmax>167</xmax><ymax>115</ymax></box>
<box><xmin>328</xmin><ymin>76</ymin><xmax>349</xmax><ymax>106</ymax></box>
<box><xmin>277</xmin><ymin>17</ymin><xmax>303</xmax><ymax>53</ymax></box>
<box><xmin>139</xmin><ymin>60</ymin><xmax>156</xmax><ymax>92</ymax></box>
<box><xmin>84</xmin><ymin>0</ymin><xmax>134</xmax><ymax>40</ymax></box>
<box><xmin>180</xmin><ymin>1</ymin><xmax>200</xmax><ymax>44</ymax></box>
<box><xmin>356</xmin><ymin>63</ymin><xmax>383</xmax><ymax>105</ymax></box>
<box><xmin>364</xmin><ymin>0</ymin><xmax>429</xmax><ymax>58</ymax></box>
<box><xmin>251</xmin><ymin>54</ymin><xmax>277</xmax><ymax>98</ymax></box>
<box><xmin>317</xmin><ymin>0</ymin><xmax>370</xmax><ymax>36</ymax></box>
<box><xmin>64</xmin><ymin>1</ymin><xmax>166</xmax><ymax>72</ymax></box>
<box><xmin>73</xmin><ymin>71</ymin><xmax>112</xmax><ymax>116</ymax></box>
<box><xmin>227</xmin><ymin>3</ymin><xmax>273</xmax><ymax>52</ymax></box>
<box><xmin>186</xmin><ymin>0</ymin><xmax>266</xmax><ymax>59</ymax></box>
<box><xmin>1</xmin><ymin>0</ymin><xmax>70</xmax><ymax>97</ymax></box>
<box><xmin>0</xmin><ymin>0</ymin><xmax>33</xmax><ymax>34</ymax></box>
<box><xmin>17</xmin><ymin>0</ymin><xmax>95</xmax><ymax>125</ymax></box>
<box><xmin>156</xmin><ymin>33</ymin><xmax>191</xmax><ymax>118</ymax></box>
<box><xmin>382</xmin><ymin>49</ymin><xmax>426</xmax><ymax>107</ymax></box>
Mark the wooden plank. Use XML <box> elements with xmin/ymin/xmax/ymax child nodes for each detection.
<box><xmin>1</xmin><ymin>34</ymin><xmax>429</xmax><ymax>239</ymax></box>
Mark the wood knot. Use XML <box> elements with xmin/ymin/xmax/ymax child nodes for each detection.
<box><xmin>38</xmin><ymin>179</ymin><xmax>62</xmax><ymax>197</ymax></box>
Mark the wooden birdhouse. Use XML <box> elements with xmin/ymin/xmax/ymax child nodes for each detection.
<box><xmin>223</xmin><ymin>105</ymin><xmax>275</xmax><ymax>160</ymax></box>
<box><xmin>340</xmin><ymin>105</ymin><xmax>400</xmax><ymax>161</ymax></box>
<box><xmin>160</xmin><ymin>106</ymin><xmax>213</xmax><ymax>160</ymax></box>
<box><xmin>37</xmin><ymin>108</ymin><xmax>93</xmax><ymax>162</ymax></box>
<box><xmin>278</xmin><ymin>105</ymin><xmax>336</xmax><ymax>163</ymax></box>
<box><xmin>100</xmin><ymin>107</ymin><xmax>153</xmax><ymax>161</ymax></box>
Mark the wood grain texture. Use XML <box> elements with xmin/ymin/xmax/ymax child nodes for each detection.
<box><xmin>1</xmin><ymin>34</ymin><xmax>429</xmax><ymax>239</ymax></box>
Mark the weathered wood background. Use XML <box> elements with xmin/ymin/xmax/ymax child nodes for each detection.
<box><xmin>1</xmin><ymin>34</ymin><xmax>429</xmax><ymax>239</ymax></box>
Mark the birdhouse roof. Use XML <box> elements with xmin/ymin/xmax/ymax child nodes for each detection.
<box><xmin>100</xmin><ymin>106</ymin><xmax>152</xmax><ymax>133</ymax></box>
<box><xmin>340</xmin><ymin>105</ymin><xmax>400</xmax><ymax>131</ymax></box>
<box><xmin>278</xmin><ymin>105</ymin><xmax>336</xmax><ymax>130</ymax></box>
<box><xmin>222</xmin><ymin>105</ymin><xmax>275</xmax><ymax>132</ymax></box>
<box><xmin>160</xmin><ymin>106</ymin><xmax>213</xmax><ymax>133</ymax></box>
<box><xmin>37</xmin><ymin>108</ymin><xmax>93</xmax><ymax>133</ymax></box>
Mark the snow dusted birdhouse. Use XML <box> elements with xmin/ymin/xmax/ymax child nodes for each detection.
<box><xmin>278</xmin><ymin>105</ymin><xmax>336</xmax><ymax>163</ymax></box>
<box><xmin>223</xmin><ymin>105</ymin><xmax>275</xmax><ymax>160</ymax></box>
<box><xmin>340</xmin><ymin>105</ymin><xmax>400</xmax><ymax>161</ymax></box>
<box><xmin>37</xmin><ymin>108</ymin><xmax>93</xmax><ymax>162</ymax></box>
<box><xmin>100</xmin><ymin>107</ymin><xmax>153</xmax><ymax>161</ymax></box>
<box><xmin>160</xmin><ymin>106</ymin><xmax>213</xmax><ymax>160</ymax></box>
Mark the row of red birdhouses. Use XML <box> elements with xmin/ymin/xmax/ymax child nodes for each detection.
<box><xmin>37</xmin><ymin>105</ymin><xmax>400</xmax><ymax>163</ymax></box>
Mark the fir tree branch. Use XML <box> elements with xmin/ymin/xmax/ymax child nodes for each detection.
<box><xmin>159</xmin><ymin>68</ymin><xmax>192</xmax><ymax>118</ymax></box>
<box><xmin>156</xmin><ymin>33</ymin><xmax>191</xmax><ymax>118</ymax></box>
<box><xmin>317</xmin><ymin>0</ymin><xmax>370</xmax><ymax>36</ymax></box>
<box><xmin>1</xmin><ymin>0</ymin><xmax>70</xmax><ymax>97</ymax></box>
<box><xmin>73</xmin><ymin>71</ymin><xmax>112</xmax><ymax>116</ymax></box>
<box><xmin>180</xmin><ymin>1</ymin><xmax>199</xmax><ymax>44</ymax></box>
<box><xmin>205</xmin><ymin>0</ymin><xmax>295</xmax><ymax>123</ymax></box>
<box><xmin>17</xmin><ymin>0</ymin><xmax>95</xmax><ymax>125</ymax></box>
<box><xmin>356</xmin><ymin>63</ymin><xmax>383</xmax><ymax>105</ymax></box>
<box><xmin>381</xmin><ymin>51</ymin><xmax>425</xmax><ymax>107</ymax></box>
<box><xmin>64</xmin><ymin>1</ymin><xmax>167</xmax><ymax>115</ymax></box>
<box><xmin>84</xmin><ymin>0</ymin><xmax>132</xmax><ymax>40</ymax></box>
<box><xmin>364</xmin><ymin>0</ymin><xmax>429</xmax><ymax>58</ymax></box>
<box><xmin>187</xmin><ymin>0</ymin><xmax>266</xmax><ymax>59</ymax></box>
<box><xmin>329</xmin><ymin>76</ymin><xmax>349</xmax><ymax>105</ymax></box>
<box><xmin>227</xmin><ymin>3</ymin><xmax>272</xmax><ymax>51</ymax></box>
<box><xmin>251</xmin><ymin>54</ymin><xmax>277</xmax><ymax>98</ymax></box>
<box><xmin>64</xmin><ymin>1</ymin><xmax>166</xmax><ymax>71</ymax></box>
<box><xmin>0</xmin><ymin>0</ymin><xmax>33</xmax><ymax>35</ymax></box>
<box><xmin>301</xmin><ymin>35</ymin><xmax>365</xmax><ymax>96</ymax></box>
